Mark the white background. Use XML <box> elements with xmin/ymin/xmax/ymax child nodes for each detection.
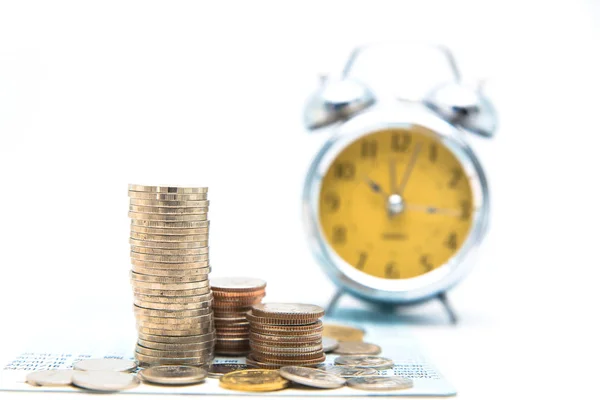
<box><xmin>1</xmin><ymin>1</ymin><xmax>599</xmax><ymax>399</ymax></box>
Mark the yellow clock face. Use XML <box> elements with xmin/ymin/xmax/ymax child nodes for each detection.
<box><xmin>318</xmin><ymin>127</ymin><xmax>474</xmax><ymax>280</ymax></box>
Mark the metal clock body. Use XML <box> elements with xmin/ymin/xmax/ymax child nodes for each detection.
<box><xmin>301</xmin><ymin>43</ymin><xmax>496</xmax><ymax>318</ymax></box>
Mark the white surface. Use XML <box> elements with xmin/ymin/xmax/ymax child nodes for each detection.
<box><xmin>1</xmin><ymin>1</ymin><xmax>599</xmax><ymax>399</ymax></box>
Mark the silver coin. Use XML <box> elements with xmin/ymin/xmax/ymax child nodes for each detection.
<box><xmin>73</xmin><ymin>358</ymin><xmax>137</xmax><ymax>372</ymax></box>
<box><xmin>138</xmin><ymin>365</ymin><xmax>207</xmax><ymax>385</ymax></box>
<box><xmin>346</xmin><ymin>376</ymin><xmax>413</xmax><ymax>391</ymax></box>
<box><xmin>71</xmin><ymin>370</ymin><xmax>139</xmax><ymax>392</ymax></box>
<box><xmin>318</xmin><ymin>365</ymin><xmax>379</xmax><ymax>377</ymax></box>
<box><xmin>334</xmin><ymin>356</ymin><xmax>394</xmax><ymax>369</ymax></box>
<box><xmin>322</xmin><ymin>337</ymin><xmax>339</xmax><ymax>353</ymax></box>
<box><xmin>334</xmin><ymin>341</ymin><xmax>381</xmax><ymax>355</ymax></box>
<box><xmin>26</xmin><ymin>370</ymin><xmax>74</xmax><ymax>386</ymax></box>
<box><xmin>278</xmin><ymin>366</ymin><xmax>346</xmax><ymax>389</ymax></box>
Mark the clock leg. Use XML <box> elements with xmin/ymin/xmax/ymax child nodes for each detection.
<box><xmin>325</xmin><ymin>289</ymin><xmax>345</xmax><ymax>316</ymax></box>
<box><xmin>438</xmin><ymin>292</ymin><xmax>458</xmax><ymax>324</ymax></box>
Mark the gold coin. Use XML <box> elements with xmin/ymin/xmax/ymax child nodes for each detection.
<box><xmin>131</xmin><ymin>258</ymin><xmax>209</xmax><ymax>268</ymax></box>
<box><xmin>130</xmin><ymin>238</ymin><xmax>208</xmax><ymax>249</ymax></box>
<box><xmin>129</xmin><ymin>205</ymin><xmax>209</xmax><ymax>214</ymax></box>
<box><xmin>212</xmin><ymin>289</ymin><xmax>266</xmax><ymax>298</ymax></box>
<box><xmin>138</xmin><ymin>331</ymin><xmax>216</xmax><ymax>344</ymax></box>
<box><xmin>128</xmin><ymin>212</ymin><xmax>208</xmax><ymax>221</ymax></box>
<box><xmin>250</xmin><ymin>343</ymin><xmax>323</xmax><ymax>354</ymax></box>
<box><xmin>128</xmin><ymin>185</ymin><xmax>208</xmax><ymax>194</ymax></box>
<box><xmin>251</xmin><ymin>350</ymin><xmax>324</xmax><ymax>362</ymax></box>
<box><xmin>322</xmin><ymin>324</ymin><xmax>365</xmax><ymax>342</ymax></box>
<box><xmin>128</xmin><ymin>191</ymin><xmax>208</xmax><ymax>201</ymax></box>
<box><xmin>137</xmin><ymin>326</ymin><xmax>215</xmax><ymax>337</ymax></box>
<box><xmin>251</xmin><ymin>303</ymin><xmax>324</xmax><ymax>320</ymax></box>
<box><xmin>133</xmin><ymin>286</ymin><xmax>211</xmax><ymax>297</ymax></box>
<box><xmin>134</xmin><ymin>300</ymin><xmax>212</xmax><ymax>311</ymax></box>
<box><xmin>130</xmin><ymin>279</ymin><xmax>209</xmax><ymax>291</ymax></box>
<box><xmin>131</xmin><ymin>232</ymin><xmax>209</xmax><ymax>243</ymax></box>
<box><xmin>245</xmin><ymin>354</ymin><xmax>325</xmax><ymax>368</ymax></box>
<box><xmin>249</xmin><ymin>320</ymin><xmax>323</xmax><ymax>334</ymax></box>
<box><xmin>130</xmin><ymin>225</ymin><xmax>209</xmax><ymax>235</ymax></box>
<box><xmin>138</xmin><ymin>339</ymin><xmax>214</xmax><ymax>351</ymax></box>
<box><xmin>246</xmin><ymin>311</ymin><xmax>318</xmax><ymax>326</ymax></box>
<box><xmin>208</xmin><ymin>364</ymin><xmax>252</xmax><ymax>378</ymax></box>
<box><xmin>131</xmin><ymin>266</ymin><xmax>210</xmax><ymax>277</ymax></box>
<box><xmin>131</xmin><ymin>219</ymin><xmax>209</xmax><ymax>228</ymax></box>
<box><xmin>134</xmin><ymin>305</ymin><xmax>212</xmax><ymax>318</ymax></box>
<box><xmin>131</xmin><ymin>245</ymin><xmax>209</xmax><ymax>255</ymax></box>
<box><xmin>130</xmin><ymin>198</ymin><xmax>210</xmax><ymax>208</ymax></box>
<box><xmin>219</xmin><ymin>369</ymin><xmax>289</xmax><ymax>392</ymax></box>
<box><xmin>135</xmin><ymin>352</ymin><xmax>213</xmax><ymax>366</ymax></box>
<box><xmin>138</xmin><ymin>365</ymin><xmax>207</xmax><ymax>386</ymax></box>
<box><xmin>136</xmin><ymin>346</ymin><xmax>213</xmax><ymax>358</ymax></box>
<box><xmin>133</xmin><ymin>292</ymin><xmax>212</xmax><ymax>304</ymax></box>
<box><xmin>131</xmin><ymin>271</ymin><xmax>208</xmax><ymax>283</ymax></box>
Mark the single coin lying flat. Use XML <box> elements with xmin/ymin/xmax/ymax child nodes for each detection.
<box><xmin>346</xmin><ymin>376</ymin><xmax>413</xmax><ymax>391</ymax></box>
<box><xmin>73</xmin><ymin>358</ymin><xmax>137</xmax><ymax>373</ymax></box>
<box><xmin>278</xmin><ymin>366</ymin><xmax>346</xmax><ymax>389</ymax></box>
<box><xmin>71</xmin><ymin>370</ymin><xmax>139</xmax><ymax>392</ymax></box>
<box><xmin>26</xmin><ymin>370</ymin><xmax>74</xmax><ymax>386</ymax></box>
<box><xmin>334</xmin><ymin>355</ymin><xmax>394</xmax><ymax>369</ymax></box>
<box><xmin>318</xmin><ymin>365</ymin><xmax>380</xmax><ymax>377</ymax></box>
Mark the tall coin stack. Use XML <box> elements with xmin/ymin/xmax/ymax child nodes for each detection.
<box><xmin>246</xmin><ymin>303</ymin><xmax>326</xmax><ymax>369</ymax></box>
<box><xmin>127</xmin><ymin>184</ymin><xmax>215</xmax><ymax>367</ymax></box>
<box><xmin>210</xmin><ymin>278</ymin><xmax>266</xmax><ymax>355</ymax></box>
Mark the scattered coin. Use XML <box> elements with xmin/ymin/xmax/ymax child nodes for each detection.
<box><xmin>219</xmin><ymin>369</ymin><xmax>289</xmax><ymax>392</ymax></box>
<box><xmin>346</xmin><ymin>376</ymin><xmax>413</xmax><ymax>391</ymax></box>
<box><xmin>26</xmin><ymin>370</ymin><xmax>74</xmax><ymax>386</ymax></box>
<box><xmin>138</xmin><ymin>365</ymin><xmax>207</xmax><ymax>385</ymax></box>
<box><xmin>334</xmin><ymin>341</ymin><xmax>381</xmax><ymax>355</ymax></box>
<box><xmin>71</xmin><ymin>370</ymin><xmax>139</xmax><ymax>392</ymax></box>
<box><xmin>318</xmin><ymin>365</ymin><xmax>380</xmax><ymax>377</ymax></box>
<box><xmin>334</xmin><ymin>356</ymin><xmax>394</xmax><ymax>370</ymax></box>
<box><xmin>322</xmin><ymin>337</ymin><xmax>339</xmax><ymax>353</ymax></box>
<box><xmin>323</xmin><ymin>323</ymin><xmax>365</xmax><ymax>342</ymax></box>
<box><xmin>278</xmin><ymin>366</ymin><xmax>345</xmax><ymax>389</ymax></box>
<box><xmin>207</xmin><ymin>363</ymin><xmax>252</xmax><ymax>378</ymax></box>
<box><xmin>73</xmin><ymin>358</ymin><xmax>137</xmax><ymax>373</ymax></box>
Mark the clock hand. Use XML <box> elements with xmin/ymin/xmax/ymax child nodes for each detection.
<box><xmin>405</xmin><ymin>204</ymin><xmax>462</xmax><ymax>217</ymax></box>
<box><xmin>397</xmin><ymin>142</ymin><xmax>423</xmax><ymax>195</ymax></box>
<box><xmin>363</xmin><ymin>176</ymin><xmax>389</xmax><ymax>197</ymax></box>
<box><xmin>389</xmin><ymin>158</ymin><xmax>397</xmax><ymax>195</ymax></box>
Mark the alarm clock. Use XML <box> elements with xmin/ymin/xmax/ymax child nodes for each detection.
<box><xmin>302</xmin><ymin>43</ymin><xmax>497</xmax><ymax>322</ymax></box>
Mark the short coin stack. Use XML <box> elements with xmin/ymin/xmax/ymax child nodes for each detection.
<box><xmin>128</xmin><ymin>184</ymin><xmax>215</xmax><ymax>367</ymax></box>
<box><xmin>246</xmin><ymin>303</ymin><xmax>325</xmax><ymax>369</ymax></box>
<box><xmin>211</xmin><ymin>277</ymin><xmax>266</xmax><ymax>355</ymax></box>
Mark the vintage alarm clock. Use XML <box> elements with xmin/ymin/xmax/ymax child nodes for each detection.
<box><xmin>302</xmin><ymin>43</ymin><xmax>497</xmax><ymax>322</ymax></box>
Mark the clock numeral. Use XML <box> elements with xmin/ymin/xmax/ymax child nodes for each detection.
<box><xmin>445</xmin><ymin>232</ymin><xmax>457</xmax><ymax>250</ymax></box>
<box><xmin>460</xmin><ymin>201</ymin><xmax>471</xmax><ymax>221</ymax></box>
<box><xmin>332</xmin><ymin>225</ymin><xmax>347</xmax><ymax>244</ymax></box>
<box><xmin>420</xmin><ymin>254</ymin><xmax>434</xmax><ymax>272</ymax></box>
<box><xmin>334</xmin><ymin>162</ymin><xmax>355</xmax><ymax>180</ymax></box>
<box><xmin>356</xmin><ymin>252</ymin><xmax>368</xmax><ymax>270</ymax></box>
<box><xmin>448</xmin><ymin>167</ymin><xmax>462</xmax><ymax>188</ymax></box>
<box><xmin>384</xmin><ymin>262</ymin><xmax>400</xmax><ymax>278</ymax></box>
<box><xmin>361</xmin><ymin>140</ymin><xmax>378</xmax><ymax>159</ymax></box>
<box><xmin>324</xmin><ymin>192</ymin><xmax>340</xmax><ymax>212</ymax></box>
<box><xmin>391</xmin><ymin>133</ymin><xmax>411</xmax><ymax>152</ymax></box>
<box><xmin>429</xmin><ymin>143</ymin><xmax>438</xmax><ymax>163</ymax></box>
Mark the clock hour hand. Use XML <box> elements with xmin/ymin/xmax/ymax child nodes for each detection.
<box><xmin>363</xmin><ymin>176</ymin><xmax>388</xmax><ymax>196</ymax></box>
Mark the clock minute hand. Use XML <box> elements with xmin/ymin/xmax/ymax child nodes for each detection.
<box><xmin>397</xmin><ymin>142</ymin><xmax>423</xmax><ymax>195</ymax></box>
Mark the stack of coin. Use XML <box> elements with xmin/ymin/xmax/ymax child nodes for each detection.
<box><xmin>211</xmin><ymin>277</ymin><xmax>266</xmax><ymax>355</ymax></box>
<box><xmin>127</xmin><ymin>184</ymin><xmax>215</xmax><ymax>367</ymax></box>
<box><xmin>246</xmin><ymin>303</ymin><xmax>325</xmax><ymax>369</ymax></box>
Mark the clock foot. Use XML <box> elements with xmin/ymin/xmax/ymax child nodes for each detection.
<box><xmin>325</xmin><ymin>289</ymin><xmax>345</xmax><ymax>316</ymax></box>
<box><xmin>437</xmin><ymin>292</ymin><xmax>458</xmax><ymax>325</ymax></box>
